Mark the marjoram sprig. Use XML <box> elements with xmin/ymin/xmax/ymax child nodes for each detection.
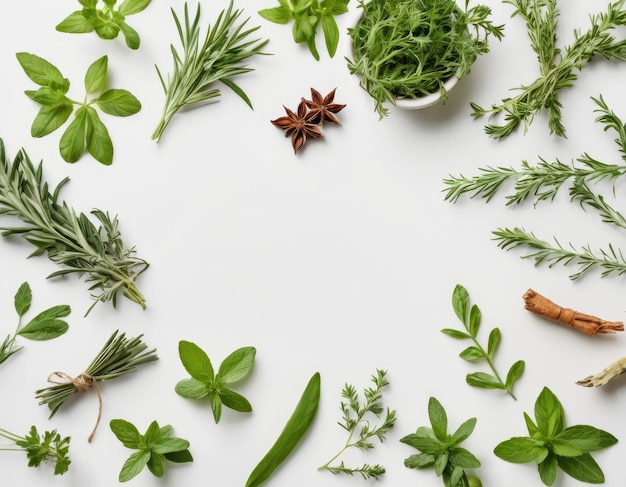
<box><xmin>0</xmin><ymin>139</ymin><xmax>149</xmax><ymax>315</ymax></box>
<box><xmin>0</xmin><ymin>425</ymin><xmax>71</xmax><ymax>475</ymax></box>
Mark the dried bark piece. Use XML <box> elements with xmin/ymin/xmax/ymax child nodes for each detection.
<box><xmin>522</xmin><ymin>289</ymin><xmax>624</xmax><ymax>336</ymax></box>
<box><xmin>577</xmin><ymin>357</ymin><xmax>626</xmax><ymax>387</ymax></box>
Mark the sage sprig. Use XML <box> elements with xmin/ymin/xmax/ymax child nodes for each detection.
<box><xmin>0</xmin><ymin>139</ymin><xmax>149</xmax><ymax>315</ymax></box>
<box><xmin>0</xmin><ymin>282</ymin><xmax>70</xmax><ymax>367</ymax></box>
<box><xmin>0</xmin><ymin>425</ymin><xmax>71</xmax><ymax>475</ymax></box>
<box><xmin>495</xmin><ymin>387</ymin><xmax>618</xmax><ymax>485</ymax></box>
<box><xmin>17</xmin><ymin>53</ymin><xmax>141</xmax><ymax>165</ymax></box>
<box><xmin>472</xmin><ymin>0</ymin><xmax>626</xmax><ymax>138</ymax></box>
<box><xmin>35</xmin><ymin>330</ymin><xmax>158</xmax><ymax>442</ymax></box>
<box><xmin>152</xmin><ymin>1</ymin><xmax>269</xmax><ymax>142</ymax></box>
<box><xmin>56</xmin><ymin>0</ymin><xmax>152</xmax><ymax>49</ymax></box>
<box><xmin>442</xmin><ymin>284</ymin><xmax>525</xmax><ymax>399</ymax></box>
<box><xmin>318</xmin><ymin>369</ymin><xmax>396</xmax><ymax>479</ymax></box>
<box><xmin>444</xmin><ymin>96</ymin><xmax>626</xmax><ymax>281</ymax></box>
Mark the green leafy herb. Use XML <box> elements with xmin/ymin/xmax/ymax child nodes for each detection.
<box><xmin>401</xmin><ymin>397</ymin><xmax>481</xmax><ymax>487</ymax></box>
<box><xmin>348</xmin><ymin>0</ymin><xmax>504</xmax><ymax>118</ymax></box>
<box><xmin>56</xmin><ymin>0</ymin><xmax>152</xmax><ymax>49</ymax></box>
<box><xmin>175</xmin><ymin>341</ymin><xmax>255</xmax><ymax>423</ymax></box>
<box><xmin>246</xmin><ymin>372</ymin><xmax>321</xmax><ymax>487</ymax></box>
<box><xmin>0</xmin><ymin>139</ymin><xmax>149</xmax><ymax>315</ymax></box>
<box><xmin>110</xmin><ymin>419</ymin><xmax>192</xmax><ymax>482</ymax></box>
<box><xmin>0</xmin><ymin>282</ymin><xmax>70</xmax><ymax>367</ymax></box>
<box><xmin>152</xmin><ymin>1</ymin><xmax>269</xmax><ymax>142</ymax></box>
<box><xmin>442</xmin><ymin>284</ymin><xmax>525</xmax><ymax>399</ymax></box>
<box><xmin>17</xmin><ymin>52</ymin><xmax>141</xmax><ymax>165</ymax></box>
<box><xmin>0</xmin><ymin>425</ymin><xmax>71</xmax><ymax>475</ymax></box>
<box><xmin>471</xmin><ymin>0</ymin><xmax>626</xmax><ymax>139</ymax></box>
<box><xmin>318</xmin><ymin>369</ymin><xmax>396</xmax><ymax>479</ymax></box>
<box><xmin>444</xmin><ymin>96</ymin><xmax>626</xmax><ymax>281</ymax></box>
<box><xmin>259</xmin><ymin>0</ymin><xmax>349</xmax><ymax>60</ymax></box>
<box><xmin>35</xmin><ymin>330</ymin><xmax>158</xmax><ymax>442</ymax></box>
<box><xmin>495</xmin><ymin>386</ymin><xmax>618</xmax><ymax>485</ymax></box>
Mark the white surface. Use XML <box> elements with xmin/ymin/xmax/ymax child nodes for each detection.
<box><xmin>1</xmin><ymin>1</ymin><xmax>626</xmax><ymax>486</ymax></box>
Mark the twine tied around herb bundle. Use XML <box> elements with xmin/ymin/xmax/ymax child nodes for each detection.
<box><xmin>47</xmin><ymin>371</ymin><xmax>102</xmax><ymax>443</ymax></box>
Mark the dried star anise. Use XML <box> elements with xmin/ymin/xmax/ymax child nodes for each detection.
<box><xmin>303</xmin><ymin>87</ymin><xmax>346</xmax><ymax>125</ymax></box>
<box><xmin>271</xmin><ymin>99</ymin><xmax>323</xmax><ymax>153</ymax></box>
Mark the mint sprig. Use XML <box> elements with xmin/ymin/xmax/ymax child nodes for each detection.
<box><xmin>495</xmin><ymin>387</ymin><xmax>618</xmax><ymax>485</ymax></box>
<box><xmin>16</xmin><ymin>53</ymin><xmax>141</xmax><ymax>165</ymax></box>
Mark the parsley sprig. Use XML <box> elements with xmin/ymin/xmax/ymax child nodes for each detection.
<box><xmin>0</xmin><ymin>426</ymin><xmax>71</xmax><ymax>475</ymax></box>
<box><xmin>318</xmin><ymin>369</ymin><xmax>396</xmax><ymax>479</ymax></box>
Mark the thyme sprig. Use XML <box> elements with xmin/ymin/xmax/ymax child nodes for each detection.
<box><xmin>318</xmin><ymin>369</ymin><xmax>396</xmax><ymax>479</ymax></box>
<box><xmin>472</xmin><ymin>0</ymin><xmax>626</xmax><ymax>139</ymax></box>
<box><xmin>152</xmin><ymin>1</ymin><xmax>269</xmax><ymax>142</ymax></box>
<box><xmin>0</xmin><ymin>139</ymin><xmax>148</xmax><ymax>315</ymax></box>
<box><xmin>35</xmin><ymin>330</ymin><xmax>158</xmax><ymax>442</ymax></box>
<box><xmin>445</xmin><ymin>95</ymin><xmax>626</xmax><ymax>281</ymax></box>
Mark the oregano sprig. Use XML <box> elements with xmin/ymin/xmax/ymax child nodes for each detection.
<box><xmin>56</xmin><ymin>0</ymin><xmax>152</xmax><ymax>49</ymax></box>
<box><xmin>318</xmin><ymin>369</ymin><xmax>397</xmax><ymax>479</ymax></box>
<box><xmin>495</xmin><ymin>386</ymin><xmax>618</xmax><ymax>485</ymax></box>
<box><xmin>0</xmin><ymin>425</ymin><xmax>71</xmax><ymax>475</ymax></box>
<box><xmin>17</xmin><ymin>52</ymin><xmax>141</xmax><ymax>165</ymax></box>
<box><xmin>442</xmin><ymin>284</ymin><xmax>525</xmax><ymax>399</ymax></box>
<box><xmin>0</xmin><ymin>139</ymin><xmax>149</xmax><ymax>314</ymax></box>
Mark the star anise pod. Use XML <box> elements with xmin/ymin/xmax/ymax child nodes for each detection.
<box><xmin>271</xmin><ymin>99</ymin><xmax>323</xmax><ymax>153</ymax></box>
<box><xmin>303</xmin><ymin>87</ymin><xmax>346</xmax><ymax>126</ymax></box>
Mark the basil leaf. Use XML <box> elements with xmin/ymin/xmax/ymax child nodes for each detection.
<box><xmin>178</xmin><ymin>340</ymin><xmax>214</xmax><ymax>383</ymax></box>
<box><xmin>466</xmin><ymin>372</ymin><xmax>505</xmax><ymax>389</ymax></box>
<box><xmin>16</xmin><ymin>52</ymin><xmax>68</xmax><ymax>90</ymax></box>
<box><xmin>217</xmin><ymin>346</ymin><xmax>256</xmax><ymax>384</ymax></box>
<box><xmin>427</xmin><ymin>397</ymin><xmax>448</xmax><ymax>442</ymax></box>
<box><xmin>94</xmin><ymin>19</ymin><xmax>120</xmax><ymax>40</ymax></box>
<box><xmin>557</xmin><ymin>453</ymin><xmax>605</xmax><ymax>483</ymax></box>
<box><xmin>56</xmin><ymin>11</ymin><xmax>95</xmax><ymax>33</ymax></box>
<box><xmin>220</xmin><ymin>388</ymin><xmax>252</xmax><ymax>412</ymax></box>
<box><xmin>557</xmin><ymin>425</ymin><xmax>618</xmax><ymax>453</ymax></box>
<box><xmin>321</xmin><ymin>14</ymin><xmax>339</xmax><ymax>57</ymax></box>
<box><xmin>25</xmin><ymin>87</ymin><xmax>69</xmax><ymax>105</ymax></box>
<box><xmin>17</xmin><ymin>305</ymin><xmax>70</xmax><ymax>340</ymax></box>
<box><xmin>175</xmin><ymin>378</ymin><xmax>209</xmax><ymax>399</ymax></box>
<box><xmin>146</xmin><ymin>453</ymin><xmax>164</xmax><ymax>478</ymax></box>
<box><xmin>259</xmin><ymin>6</ymin><xmax>292</xmax><ymax>24</ymax></box>
<box><xmin>494</xmin><ymin>437</ymin><xmax>546</xmax><ymax>463</ymax></box>
<box><xmin>31</xmin><ymin>103</ymin><xmax>73</xmax><ymax>138</ymax></box>
<box><xmin>60</xmin><ymin>106</ymin><xmax>88</xmax><ymax>163</ymax></box>
<box><xmin>14</xmin><ymin>282</ymin><xmax>32</xmax><ymax>317</ymax></box>
<box><xmin>404</xmin><ymin>453</ymin><xmax>435</xmax><ymax>469</ymax></box>
<box><xmin>119</xmin><ymin>21</ymin><xmax>140</xmax><ymax>49</ymax></box>
<box><xmin>110</xmin><ymin>419</ymin><xmax>142</xmax><ymax>449</ymax></box>
<box><xmin>118</xmin><ymin>0</ymin><xmax>152</xmax><ymax>16</ymax></box>
<box><xmin>550</xmin><ymin>438</ymin><xmax>583</xmax><ymax>457</ymax></box>
<box><xmin>119</xmin><ymin>450</ymin><xmax>151</xmax><ymax>482</ymax></box>
<box><xmin>538</xmin><ymin>453</ymin><xmax>558</xmax><ymax>487</ymax></box>
<box><xmin>84</xmin><ymin>56</ymin><xmax>108</xmax><ymax>94</ymax></box>
<box><xmin>534</xmin><ymin>387</ymin><xmax>565</xmax><ymax>437</ymax></box>
<box><xmin>95</xmin><ymin>89</ymin><xmax>141</xmax><ymax>116</ymax></box>
<box><xmin>85</xmin><ymin>107</ymin><xmax>114</xmax><ymax>165</ymax></box>
<box><xmin>524</xmin><ymin>412</ymin><xmax>540</xmax><ymax>436</ymax></box>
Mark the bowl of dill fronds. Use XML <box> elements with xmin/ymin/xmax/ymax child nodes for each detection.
<box><xmin>346</xmin><ymin>0</ymin><xmax>504</xmax><ymax>119</ymax></box>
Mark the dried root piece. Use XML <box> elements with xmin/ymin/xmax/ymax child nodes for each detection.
<box><xmin>577</xmin><ymin>358</ymin><xmax>626</xmax><ymax>387</ymax></box>
<box><xmin>522</xmin><ymin>289</ymin><xmax>624</xmax><ymax>336</ymax></box>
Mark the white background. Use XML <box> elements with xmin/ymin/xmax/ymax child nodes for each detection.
<box><xmin>1</xmin><ymin>1</ymin><xmax>626</xmax><ymax>486</ymax></box>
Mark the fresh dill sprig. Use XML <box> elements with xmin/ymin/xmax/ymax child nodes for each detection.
<box><xmin>0</xmin><ymin>426</ymin><xmax>71</xmax><ymax>475</ymax></box>
<box><xmin>0</xmin><ymin>140</ymin><xmax>148</xmax><ymax>315</ymax></box>
<box><xmin>318</xmin><ymin>369</ymin><xmax>396</xmax><ymax>479</ymax></box>
<box><xmin>446</xmin><ymin>95</ymin><xmax>626</xmax><ymax>282</ymax></box>
<box><xmin>152</xmin><ymin>1</ymin><xmax>269</xmax><ymax>142</ymax></box>
<box><xmin>472</xmin><ymin>0</ymin><xmax>626</xmax><ymax>139</ymax></box>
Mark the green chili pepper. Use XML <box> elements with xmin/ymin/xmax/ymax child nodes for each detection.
<box><xmin>245</xmin><ymin>372</ymin><xmax>321</xmax><ymax>487</ymax></box>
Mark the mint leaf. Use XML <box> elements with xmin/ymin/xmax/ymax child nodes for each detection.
<box><xmin>110</xmin><ymin>419</ymin><xmax>141</xmax><ymax>449</ymax></box>
<box><xmin>14</xmin><ymin>282</ymin><xmax>32</xmax><ymax>316</ymax></box>
<box><xmin>25</xmin><ymin>87</ymin><xmax>70</xmax><ymax>105</ymax></box>
<box><xmin>56</xmin><ymin>11</ymin><xmax>95</xmax><ymax>33</ymax></box>
<box><xmin>538</xmin><ymin>453</ymin><xmax>558</xmax><ymax>486</ymax></box>
<box><xmin>321</xmin><ymin>14</ymin><xmax>339</xmax><ymax>57</ymax></box>
<box><xmin>259</xmin><ymin>6</ymin><xmax>292</xmax><ymax>24</ymax></box>
<box><xmin>466</xmin><ymin>371</ymin><xmax>505</xmax><ymax>389</ymax></box>
<box><xmin>85</xmin><ymin>107</ymin><xmax>114</xmax><ymax>165</ymax></box>
<box><xmin>557</xmin><ymin>453</ymin><xmax>605</xmax><ymax>484</ymax></box>
<box><xmin>60</xmin><ymin>107</ymin><xmax>88</xmax><ymax>163</ymax></box>
<box><xmin>31</xmin><ymin>103</ymin><xmax>73</xmax><ymax>138</ymax></box>
<box><xmin>178</xmin><ymin>340</ymin><xmax>214</xmax><ymax>383</ymax></box>
<box><xmin>219</xmin><ymin>388</ymin><xmax>253</xmax><ymax>412</ymax></box>
<box><xmin>119</xmin><ymin>450</ymin><xmax>150</xmax><ymax>482</ymax></box>
<box><xmin>18</xmin><ymin>305</ymin><xmax>70</xmax><ymax>340</ymax></box>
<box><xmin>217</xmin><ymin>346</ymin><xmax>256</xmax><ymax>384</ymax></box>
<box><xmin>84</xmin><ymin>56</ymin><xmax>108</xmax><ymax>94</ymax></box>
<box><xmin>16</xmin><ymin>52</ymin><xmax>68</xmax><ymax>89</ymax></box>
<box><xmin>95</xmin><ymin>89</ymin><xmax>141</xmax><ymax>116</ymax></box>
<box><xmin>118</xmin><ymin>0</ymin><xmax>152</xmax><ymax>16</ymax></box>
<box><xmin>557</xmin><ymin>425</ymin><xmax>618</xmax><ymax>453</ymax></box>
<box><xmin>428</xmin><ymin>397</ymin><xmax>448</xmax><ymax>442</ymax></box>
<box><xmin>535</xmin><ymin>387</ymin><xmax>565</xmax><ymax>437</ymax></box>
<box><xmin>119</xmin><ymin>21</ymin><xmax>140</xmax><ymax>49</ymax></box>
<box><xmin>174</xmin><ymin>378</ymin><xmax>209</xmax><ymax>399</ymax></box>
<box><xmin>494</xmin><ymin>437</ymin><xmax>546</xmax><ymax>463</ymax></box>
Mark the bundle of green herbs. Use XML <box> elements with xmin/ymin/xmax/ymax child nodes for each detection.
<box><xmin>347</xmin><ymin>0</ymin><xmax>504</xmax><ymax>118</ymax></box>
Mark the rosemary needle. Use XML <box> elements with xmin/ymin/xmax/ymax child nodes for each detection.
<box><xmin>152</xmin><ymin>1</ymin><xmax>269</xmax><ymax>142</ymax></box>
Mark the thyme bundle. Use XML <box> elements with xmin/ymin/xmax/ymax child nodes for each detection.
<box><xmin>35</xmin><ymin>330</ymin><xmax>158</xmax><ymax>442</ymax></box>
<box><xmin>0</xmin><ymin>139</ymin><xmax>149</xmax><ymax>315</ymax></box>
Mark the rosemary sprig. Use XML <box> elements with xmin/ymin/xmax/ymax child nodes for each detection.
<box><xmin>445</xmin><ymin>95</ymin><xmax>626</xmax><ymax>282</ymax></box>
<box><xmin>35</xmin><ymin>330</ymin><xmax>158</xmax><ymax>442</ymax></box>
<box><xmin>152</xmin><ymin>1</ymin><xmax>269</xmax><ymax>142</ymax></box>
<box><xmin>0</xmin><ymin>139</ymin><xmax>149</xmax><ymax>315</ymax></box>
<box><xmin>318</xmin><ymin>369</ymin><xmax>396</xmax><ymax>479</ymax></box>
<box><xmin>472</xmin><ymin>0</ymin><xmax>626</xmax><ymax>139</ymax></box>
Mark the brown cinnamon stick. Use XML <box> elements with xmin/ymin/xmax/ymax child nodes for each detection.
<box><xmin>522</xmin><ymin>289</ymin><xmax>624</xmax><ymax>336</ymax></box>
